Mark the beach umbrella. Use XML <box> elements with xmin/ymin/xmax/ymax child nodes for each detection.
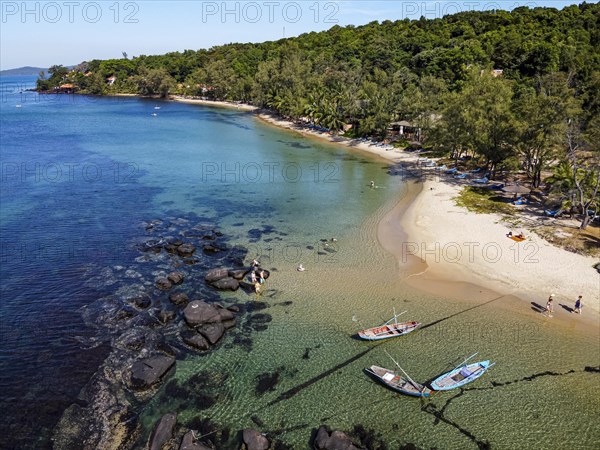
<box><xmin>501</xmin><ymin>184</ymin><xmax>531</xmax><ymax>195</ymax></box>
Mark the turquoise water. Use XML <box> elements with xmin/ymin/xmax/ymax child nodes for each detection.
<box><xmin>1</xmin><ymin>78</ymin><xmax>598</xmax><ymax>449</ymax></box>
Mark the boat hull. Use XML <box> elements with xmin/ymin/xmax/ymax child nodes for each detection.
<box><xmin>366</xmin><ymin>366</ymin><xmax>432</xmax><ymax>397</ymax></box>
<box><xmin>430</xmin><ymin>361</ymin><xmax>491</xmax><ymax>391</ymax></box>
<box><xmin>358</xmin><ymin>321</ymin><xmax>420</xmax><ymax>340</ymax></box>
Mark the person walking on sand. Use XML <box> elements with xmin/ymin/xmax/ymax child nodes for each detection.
<box><xmin>574</xmin><ymin>295</ymin><xmax>583</xmax><ymax>314</ymax></box>
<box><xmin>546</xmin><ymin>294</ymin><xmax>554</xmax><ymax>316</ymax></box>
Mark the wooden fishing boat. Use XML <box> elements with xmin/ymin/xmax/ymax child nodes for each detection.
<box><xmin>430</xmin><ymin>354</ymin><xmax>494</xmax><ymax>391</ymax></box>
<box><xmin>365</xmin><ymin>365</ymin><xmax>432</xmax><ymax>397</ymax></box>
<box><xmin>357</xmin><ymin>311</ymin><xmax>420</xmax><ymax>340</ymax></box>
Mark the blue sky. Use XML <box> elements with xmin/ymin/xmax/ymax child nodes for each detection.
<box><xmin>1</xmin><ymin>1</ymin><xmax>583</xmax><ymax>69</ymax></box>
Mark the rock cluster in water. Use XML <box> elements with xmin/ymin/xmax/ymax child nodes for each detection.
<box><xmin>145</xmin><ymin>413</ymin><xmax>368</xmax><ymax>450</ymax></box>
<box><xmin>52</xmin><ymin>216</ymin><xmax>280</xmax><ymax>449</ymax></box>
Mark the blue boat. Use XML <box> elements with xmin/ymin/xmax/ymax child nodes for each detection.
<box><xmin>430</xmin><ymin>354</ymin><xmax>494</xmax><ymax>391</ymax></box>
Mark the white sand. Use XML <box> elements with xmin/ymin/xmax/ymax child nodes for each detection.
<box><xmin>254</xmin><ymin>112</ymin><xmax>600</xmax><ymax>317</ymax></box>
<box><xmin>172</xmin><ymin>96</ymin><xmax>258</xmax><ymax>112</ymax></box>
<box><xmin>401</xmin><ymin>177</ymin><xmax>599</xmax><ymax>314</ymax></box>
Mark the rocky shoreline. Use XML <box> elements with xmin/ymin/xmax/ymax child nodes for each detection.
<box><xmin>51</xmin><ymin>215</ymin><xmax>278</xmax><ymax>449</ymax></box>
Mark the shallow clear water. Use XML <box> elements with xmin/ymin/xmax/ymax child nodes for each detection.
<box><xmin>1</xmin><ymin>78</ymin><xmax>598</xmax><ymax>449</ymax></box>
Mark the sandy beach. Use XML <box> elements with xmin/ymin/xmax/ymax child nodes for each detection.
<box><xmin>172</xmin><ymin>96</ymin><xmax>258</xmax><ymax>112</ymax></box>
<box><xmin>252</xmin><ymin>110</ymin><xmax>600</xmax><ymax>321</ymax></box>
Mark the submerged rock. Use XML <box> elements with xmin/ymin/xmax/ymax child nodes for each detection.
<box><xmin>149</xmin><ymin>413</ymin><xmax>177</xmax><ymax>450</ymax></box>
<box><xmin>242</xmin><ymin>428</ymin><xmax>270</xmax><ymax>450</ymax></box>
<box><xmin>157</xmin><ymin>309</ymin><xmax>176</xmax><ymax>324</ymax></box>
<box><xmin>177</xmin><ymin>244</ymin><xmax>196</xmax><ymax>257</ymax></box>
<box><xmin>180</xmin><ymin>430</ymin><xmax>213</xmax><ymax>450</ymax></box>
<box><xmin>52</xmin><ymin>376</ymin><xmax>139</xmax><ymax>450</ymax></box>
<box><xmin>156</xmin><ymin>277</ymin><xmax>173</xmax><ymax>291</ymax></box>
<box><xmin>130</xmin><ymin>355</ymin><xmax>176</xmax><ymax>388</ymax></box>
<box><xmin>181</xmin><ymin>330</ymin><xmax>211</xmax><ymax>350</ymax></box>
<box><xmin>130</xmin><ymin>295</ymin><xmax>152</xmax><ymax>309</ymax></box>
<box><xmin>170</xmin><ymin>292</ymin><xmax>189</xmax><ymax>305</ymax></box>
<box><xmin>314</xmin><ymin>426</ymin><xmax>360</xmax><ymax>450</ymax></box>
<box><xmin>198</xmin><ymin>322</ymin><xmax>225</xmax><ymax>345</ymax></box>
<box><xmin>168</xmin><ymin>271</ymin><xmax>185</xmax><ymax>285</ymax></box>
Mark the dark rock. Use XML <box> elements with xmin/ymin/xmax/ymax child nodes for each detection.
<box><xmin>141</xmin><ymin>239</ymin><xmax>164</xmax><ymax>252</ymax></box>
<box><xmin>170</xmin><ymin>292</ymin><xmax>189</xmax><ymax>305</ymax></box>
<box><xmin>131</xmin><ymin>295</ymin><xmax>152</xmax><ymax>309</ymax></box>
<box><xmin>183</xmin><ymin>301</ymin><xmax>222</xmax><ymax>326</ymax></box>
<box><xmin>115</xmin><ymin>307</ymin><xmax>136</xmax><ymax>322</ymax></box>
<box><xmin>227</xmin><ymin>305</ymin><xmax>240</xmax><ymax>312</ymax></box>
<box><xmin>158</xmin><ymin>310</ymin><xmax>176</xmax><ymax>324</ymax></box>
<box><xmin>130</xmin><ymin>355</ymin><xmax>176</xmax><ymax>388</ymax></box>
<box><xmin>242</xmin><ymin>429</ymin><xmax>270</xmax><ymax>450</ymax></box>
<box><xmin>52</xmin><ymin>377</ymin><xmax>140</xmax><ymax>450</ymax></box>
<box><xmin>315</xmin><ymin>426</ymin><xmax>330</xmax><ymax>449</ymax></box>
<box><xmin>167</xmin><ymin>238</ymin><xmax>183</xmax><ymax>246</ymax></box>
<box><xmin>156</xmin><ymin>277</ymin><xmax>173</xmax><ymax>291</ymax></box>
<box><xmin>165</xmin><ymin>244</ymin><xmax>180</xmax><ymax>254</ymax></box>
<box><xmin>215</xmin><ymin>306</ymin><xmax>235</xmax><ymax>321</ymax></box>
<box><xmin>313</xmin><ymin>427</ymin><xmax>360</xmax><ymax>450</ymax></box>
<box><xmin>209</xmin><ymin>277</ymin><xmax>239</xmax><ymax>291</ymax></box>
<box><xmin>202</xmin><ymin>244</ymin><xmax>223</xmax><ymax>254</ymax></box>
<box><xmin>180</xmin><ymin>430</ymin><xmax>213</xmax><ymax>450</ymax></box>
<box><xmin>177</xmin><ymin>243</ymin><xmax>196</xmax><ymax>257</ymax></box>
<box><xmin>198</xmin><ymin>322</ymin><xmax>225</xmax><ymax>345</ymax></box>
<box><xmin>204</xmin><ymin>267</ymin><xmax>229</xmax><ymax>283</ymax></box>
<box><xmin>222</xmin><ymin>318</ymin><xmax>236</xmax><ymax>329</ymax></box>
<box><xmin>149</xmin><ymin>413</ymin><xmax>177</xmax><ymax>450</ymax></box>
<box><xmin>228</xmin><ymin>268</ymin><xmax>250</xmax><ymax>280</ymax></box>
<box><xmin>168</xmin><ymin>271</ymin><xmax>185</xmax><ymax>285</ymax></box>
<box><xmin>181</xmin><ymin>330</ymin><xmax>210</xmax><ymax>350</ymax></box>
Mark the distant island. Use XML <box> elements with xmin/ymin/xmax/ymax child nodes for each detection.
<box><xmin>0</xmin><ymin>66</ymin><xmax>47</xmax><ymax>76</ymax></box>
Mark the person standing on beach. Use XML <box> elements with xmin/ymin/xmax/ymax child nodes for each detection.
<box><xmin>574</xmin><ymin>296</ymin><xmax>583</xmax><ymax>314</ymax></box>
<box><xmin>546</xmin><ymin>294</ymin><xmax>554</xmax><ymax>316</ymax></box>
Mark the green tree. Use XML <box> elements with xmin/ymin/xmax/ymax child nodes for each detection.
<box><xmin>516</xmin><ymin>73</ymin><xmax>581</xmax><ymax>187</ymax></box>
<box><xmin>136</xmin><ymin>68</ymin><xmax>174</xmax><ymax>97</ymax></box>
<box><xmin>461</xmin><ymin>71</ymin><xmax>518</xmax><ymax>177</ymax></box>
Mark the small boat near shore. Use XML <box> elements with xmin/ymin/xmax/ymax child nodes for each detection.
<box><xmin>366</xmin><ymin>365</ymin><xmax>432</xmax><ymax>397</ymax></box>
<box><xmin>430</xmin><ymin>353</ymin><xmax>494</xmax><ymax>391</ymax></box>
<box><xmin>357</xmin><ymin>310</ymin><xmax>420</xmax><ymax>340</ymax></box>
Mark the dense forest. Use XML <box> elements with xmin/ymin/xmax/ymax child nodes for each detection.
<box><xmin>38</xmin><ymin>3</ymin><xmax>599</xmax><ymax>227</ymax></box>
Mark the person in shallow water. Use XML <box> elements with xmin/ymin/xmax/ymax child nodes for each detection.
<box><xmin>546</xmin><ymin>295</ymin><xmax>554</xmax><ymax>316</ymax></box>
